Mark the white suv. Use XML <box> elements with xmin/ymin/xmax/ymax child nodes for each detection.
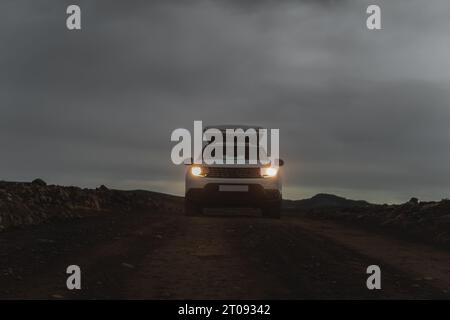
<box><xmin>184</xmin><ymin>125</ymin><xmax>284</xmax><ymax>218</ymax></box>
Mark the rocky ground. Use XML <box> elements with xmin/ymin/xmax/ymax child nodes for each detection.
<box><xmin>285</xmin><ymin>194</ymin><xmax>450</xmax><ymax>248</ymax></box>
<box><xmin>1</xmin><ymin>181</ymin><xmax>450</xmax><ymax>299</ymax></box>
<box><xmin>2</xmin><ymin>181</ymin><xmax>450</xmax><ymax>249</ymax></box>
<box><xmin>0</xmin><ymin>180</ymin><xmax>182</xmax><ymax>232</ymax></box>
<box><xmin>1</xmin><ymin>208</ymin><xmax>449</xmax><ymax>299</ymax></box>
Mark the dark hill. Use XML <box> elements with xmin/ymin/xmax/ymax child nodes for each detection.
<box><xmin>284</xmin><ymin>193</ymin><xmax>370</xmax><ymax>210</ymax></box>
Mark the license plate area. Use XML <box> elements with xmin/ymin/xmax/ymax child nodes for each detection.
<box><xmin>218</xmin><ymin>185</ymin><xmax>249</xmax><ymax>192</ymax></box>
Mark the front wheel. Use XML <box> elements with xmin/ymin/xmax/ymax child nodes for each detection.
<box><xmin>261</xmin><ymin>202</ymin><xmax>281</xmax><ymax>219</ymax></box>
<box><xmin>184</xmin><ymin>199</ymin><xmax>203</xmax><ymax>216</ymax></box>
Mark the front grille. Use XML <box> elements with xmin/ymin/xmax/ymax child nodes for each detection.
<box><xmin>206</xmin><ymin>167</ymin><xmax>261</xmax><ymax>178</ymax></box>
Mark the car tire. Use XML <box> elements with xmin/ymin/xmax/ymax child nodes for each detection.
<box><xmin>184</xmin><ymin>199</ymin><xmax>203</xmax><ymax>216</ymax></box>
<box><xmin>261</xmin><ymin>202</ymin><xmax>281</xmax><ymax>219</ymax></box>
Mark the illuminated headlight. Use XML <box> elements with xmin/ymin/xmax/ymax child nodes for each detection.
<box><xmin>261</xmin><ymin>167</ymin><xmax>278</xmax><ymax>177</ymax></box>
<box><xmin>191</xmin><ymin>166</ymin><xmax>205</xmax><ymax>177</ymax></box>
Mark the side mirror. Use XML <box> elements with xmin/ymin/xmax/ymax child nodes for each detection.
<box><xmin>277</xmin><ymin>159</ymin><xmax>285</xmax><ymax>167</ymax></box>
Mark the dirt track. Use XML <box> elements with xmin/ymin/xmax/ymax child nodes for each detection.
<box><xmin>1</xmin><ymin>209</ymin><xmax>449</xmax><ymax>299</ymax></box>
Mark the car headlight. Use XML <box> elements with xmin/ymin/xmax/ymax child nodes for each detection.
<box><xmin>261</xmin><ymin>167</ymin><xmax>278</xmax><ymax>177</ymax></box>
<box><xmin>191</xmin><ymin>166</ymin><xmax>205</xmax><ymax>177</ymax></box>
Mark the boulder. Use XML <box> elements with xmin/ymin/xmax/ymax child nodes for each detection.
<box><xmin>31</xmin><ymin>178</ymin><xmax>47</xmax><ymax>187</ymax></box>
<box><xmin>98</xmin><ymin>185</ymin><xmax>109</xmax><ymax>192</ymax></box>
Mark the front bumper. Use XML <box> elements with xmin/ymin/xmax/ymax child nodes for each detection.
<box><xmin>186</xmin><ymin>183</ymin><xmax>281</xmax><ymax>207</ymax></box>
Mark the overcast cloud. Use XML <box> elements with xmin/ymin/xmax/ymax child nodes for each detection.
<box><xmin>1</xmin><ymin>0</ymin><xmax>450</xmax><ymax>203</ymax></box>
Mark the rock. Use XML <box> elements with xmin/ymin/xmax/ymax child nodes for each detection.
<box><xmin>98</xmin><ymin>185</ymin><xmax>109</xmax><ymax>192</ymax></box>
<box><xmin>121</xmin><ymin>263</ymin><xmax>135</xmax><ymax>269</ymax></box>
<box><xmin>0</xmin><ymin>180</ymin><xmax>181</xmax><ymax>233</ymax></box>
<box><xmin>31</xmin><ymin>178</ymin><xmax>47</xmax><ymax>187</ymax></box>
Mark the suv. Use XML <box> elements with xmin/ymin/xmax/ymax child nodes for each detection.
<box><xmin>185</xmin><ymin>125</ymin><xmax>283</xmax><ymax>218</ymax></box>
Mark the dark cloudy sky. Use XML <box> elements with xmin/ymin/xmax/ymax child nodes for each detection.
<box><xmin>1</xmin><ymin>0</ymin><xmax>450</xmax><ymax>203</ymax></box>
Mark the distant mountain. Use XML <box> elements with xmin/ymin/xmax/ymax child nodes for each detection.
<box><xmin>284</xmin><ymin>193</ymin><xmax>370</xmax><ymax>210</ymax></box>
